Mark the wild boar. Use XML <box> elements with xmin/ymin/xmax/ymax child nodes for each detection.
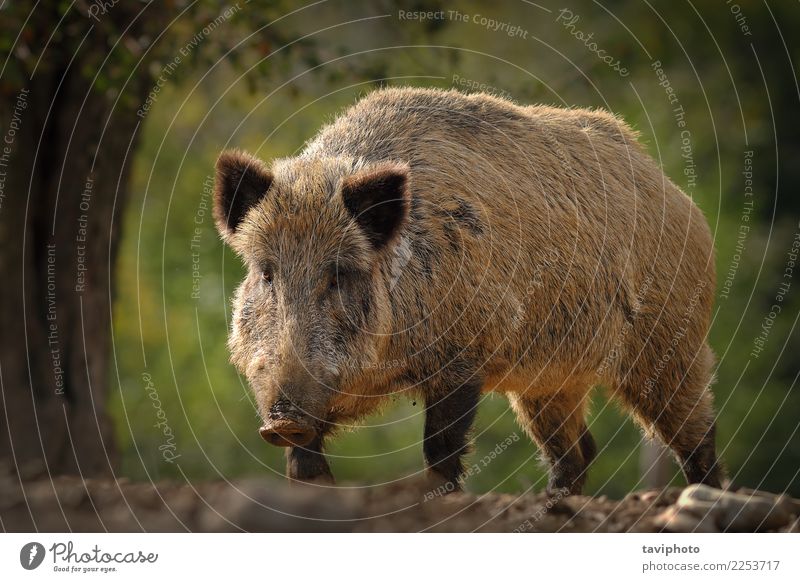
<box><xmin>213</xmin><ymin>87</ymin><xmax>722</xmax><ymax>494</ymax></box>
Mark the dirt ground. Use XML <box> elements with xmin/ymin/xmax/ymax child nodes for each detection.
<box><xmin>2</xmin><ymin>469</ymin><xmax>798</xmax><ymax>533</ymax></box>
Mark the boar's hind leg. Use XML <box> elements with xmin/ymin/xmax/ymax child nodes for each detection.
<box><xmin>423</xmin><ymin>380</ymin><xmax>482</xmax><ymax>489</ymax></box>
<box><xmin>509</xmin><ymin>388</ymin><xmax>593</xmax><ymax>496</ymax></box>
<box><xmin>286</xmin><ymin>434</ymin><xmax>334</xmax><ymax>484</ymax></box>
<box><xmin>624</xmin><ymin>391</ymin><xmax>721</xmax><ymax>488</ymax></box>
<box><xmin>620</xmin><ymin>343</ymin><xmax>723</xmax><ymax>488</ymax></box>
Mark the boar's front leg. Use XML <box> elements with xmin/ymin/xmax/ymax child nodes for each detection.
<box><xmin>286</xmin><ymin>433</ymin><xmax>334</xmax><ymax>484</ymax></box>
<box><xmin>423</xmin><ymin>380</ymin><xmax>481</xmax><ymax>490</ymax></box>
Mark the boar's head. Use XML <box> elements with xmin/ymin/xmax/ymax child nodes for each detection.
<box><xmin>213</xmin><ymin>150</ymin><xmax>410</xmax><ymax>447</ymax></box>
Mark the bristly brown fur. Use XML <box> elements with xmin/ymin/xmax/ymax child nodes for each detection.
<box><xmin>214</xmin><ymin>87</ymin><xmax>722</xmax><ymax>492</ymax></box>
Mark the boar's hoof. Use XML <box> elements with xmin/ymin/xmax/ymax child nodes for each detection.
<box><xmin>259</xmin><ymin>420</ymin><xmax>316</xmax><ymax>447</ymax></box>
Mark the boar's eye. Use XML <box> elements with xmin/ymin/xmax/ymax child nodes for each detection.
<box><xmin>324</xmin><ymin>266</ymin><xmax>357</xmax><ymax>295</ymax></box>
<box><xmin>261</xmin><ymin>269</ymin><xmax>273</xmax><ymax>286</ymax></box>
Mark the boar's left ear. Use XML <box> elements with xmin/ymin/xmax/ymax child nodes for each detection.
<box><xmin>340</xmin><ymin>162</ymin><xmax>410</xmax><ymax>250</ymax></box>
<box><xmin>213</xmin><ymin>150</ymin><xmax>273</xmax><ymax>239</ymax></box>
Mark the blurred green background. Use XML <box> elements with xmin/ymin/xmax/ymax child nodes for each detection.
<box><xmin>109</xmin><ymin>0</ymin><xmax>800</xmax><ymax>497</ymax></box>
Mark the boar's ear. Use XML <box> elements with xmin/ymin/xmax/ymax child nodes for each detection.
<box><xmin>340</xmin><ymin>162</ymin><xmax>410</xmax><ymax>250</ymax></box>
<box><xmin>213</xmin><ymin>150</ymin><xmax>273</xmax><ymax>239</ymax></box>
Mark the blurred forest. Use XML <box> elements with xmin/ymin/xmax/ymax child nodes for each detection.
<box><xmin>84</xmin><ymin>0</ymin><xmax>800</xmax><ymax>498</ymax></box>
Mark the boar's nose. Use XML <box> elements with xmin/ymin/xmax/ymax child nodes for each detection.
<box><xmin>260</xmin><ymin>397</ymin><xmax>317</xmax><ymax>447</ymax></box>
<box><xmin>259</xmin><ymin>419</ymin><xmax>316</xmax><ymax>447</ymax></box>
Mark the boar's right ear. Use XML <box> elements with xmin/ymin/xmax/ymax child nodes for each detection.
<box><xmin>340</xmin><ymin>162</ymin><xmax>410</xmax><ymax>251</ymax></box>
<box><xmin>213</xmin><ymin>150</ymin><xmax>273</xmax><ymax>239</ymax></box>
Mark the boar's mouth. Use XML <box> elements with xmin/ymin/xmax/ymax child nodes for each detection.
<box><xmin>259</xmin><ymin>417</ymin><xmax>316</xmax><ymax>448</ymax></box>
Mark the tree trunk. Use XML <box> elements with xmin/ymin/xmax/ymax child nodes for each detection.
<box><xmin>0</xmin><ymin>47</ymin><xmax>148</xmax><ymax>478</ymax></box>
<box><xmin>639</xmin><ymin>437</ymin><xmax>673</xmax><ymax>489</ymax></box>
<box><xmin>0</xmin><ymin>2</ymin><xmax>304</xmax><ymax>479</ymax></box>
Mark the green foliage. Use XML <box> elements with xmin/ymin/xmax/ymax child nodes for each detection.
<box><xmin>111</xmin><ymin>0</ymin><xmax>799</xmax><ymax>496</ymax></box>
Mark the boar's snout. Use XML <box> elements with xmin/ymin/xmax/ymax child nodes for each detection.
<box><xmin>259</xmin><ymin>420</ymin><xmax>316</xmax><ymax>447</ymax></box>
<box><xmin>259</xmin><ymin>397</ymin><xmax>317</xmax><ymax>448</ymax></box>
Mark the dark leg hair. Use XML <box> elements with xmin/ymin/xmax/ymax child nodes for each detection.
<box><xmin>286</xmin><ymin>433</ymin><xmax>334</xmax><ymax>484</ymax></box>
<box><xmin>579</xmin><ymin>424</ymin><xmax>598</xmax><ymax>469</ymax></box>
<box><xmin>676</xmin><ymin>421</ymin><xmax>722</xmax><ymax>487</ymax></box>
<box><xmin>423</xmin><ymin>380</ymin><xmax>482</xmax><ymax>489</ymax></box>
